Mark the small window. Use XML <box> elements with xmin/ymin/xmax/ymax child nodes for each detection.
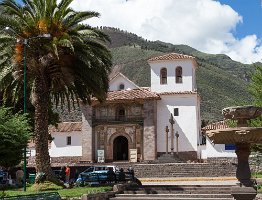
<box><xmin>67</xmin><ymin>136</ymin><xmax>71</xmax><ymax>145</ymax></box>
<box><xmin>160</xmin><ymin>68</ymin><xmax>167</xmax><ymax>84</ymax></box>
<box><xmin>119</xmin><ymin>84</ymin><xmax>125</xmax><ymax>90</ymax></box>
<box><xmin>174</xmin><ymin>108</ymin><xmax>179</xmax><ymax>116</ymax></box>
<box><xmin>119</xmin><ymin>109</ymin><xmax>125</xmax><ymax>116</ymax></box>
<box><xmin>176</xmin><ymin>66</ymin><xmax>182</xmax><ymax>83</ymax></box>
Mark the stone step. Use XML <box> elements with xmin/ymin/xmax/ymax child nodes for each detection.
<box><xmin>124</xmin><ymin>187</ymin><xmax>231</xmax><ymax>194</ymax></box>
<box><xmin>124</xmin><ymin>190</ymin><xmax>231</xmax><ymax>194</ymax></box>
<box><xmin>139</xmin><ymin>174</ymin><xmax>236</xmax><ymax>177</ymax></box>
<box><xmin>127</xmin><ymin>185</ymin><xmax>234</xmax><ymax>189</ymax></box>
<box><xmin>110</xmin><ymin>197</ymin><xmax>232</xmax><ymax>200</ymax></box>
<box><xmin>124</xmin><ymin>186</ymin><xmax>232</xmax><ymax>194</ymax></box>
<box><xmin>116</xmin><ymin>194</ymin><xmax>232</xmax><ymax>198</ymax></box>
<box><xmin>110</xmin><ymin>184</ymin><xmax>235</xmax><ymax>200</ymax></box>
<box><xmin>126</xmin><ymin>186</ymin><xmax>232</xmax><ymax>190</ymax></box>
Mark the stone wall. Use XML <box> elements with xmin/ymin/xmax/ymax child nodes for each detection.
<box><xmin>157</xmin><ymin>151</ymin><xmax>198</xmax><ymax>161</ymax></box>
<box><xmin>27</xmin><ymin>156</ymin><xmax>83</xmax><ymax>167</ymax></box>
<box><xmin>105</xmin><ymin>162</ymin><xmax>236</xmax><ymax>178</ymax></box>
<box><xmin>131</xmin><ymin>163</ymin><xmax>236</xmax><ymax>178</ymax></box>
<box><xmin>28</xmin><ymin>158</ymin><xmax>236</xmax><ymax>178</ymax></box>
<box><xmin>207</xmin><ymin>157</ymin><xmax>238</xmax><ymax>165</ymax></box>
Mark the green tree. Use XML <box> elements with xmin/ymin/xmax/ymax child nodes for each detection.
<box><xmin>250</xmin><ymin>65</ymin><xmax>262</xmax><ymax>107</ymax></box>
<box><xmin>249</xmin><ymin>65</ymin><xmax>262</xmax><ymax>153</ymax></box>
<box><xmin>0</xmin><ymin>0</ymin><xmax>112</xmax><ymax>182</ymax></box>
<box><xmin>0</xmin><ymin>107</ymin><xmax>31</xmax><ymax>168</ymax></box>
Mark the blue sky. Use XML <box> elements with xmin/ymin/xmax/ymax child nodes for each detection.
<box><xmin>218</xmin><ymin>0</ymin><xmax>262</xmax><ymax>39</ymax></box>
<box><xmin>14</xmin><ymin>0</ymin><xmax>262</xmax><ymax>63</ymax></box>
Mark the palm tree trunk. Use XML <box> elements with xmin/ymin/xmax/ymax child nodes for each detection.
<box><xmin>33</xmin><ymin>75</ymin><xmax>54</xmax><ymax>182</ymax></box>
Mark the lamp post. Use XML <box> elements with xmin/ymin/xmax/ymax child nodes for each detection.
<box><xmin>23</xmin><ymin>38</ymin><xmax>27</xmax><ymax>192</ymax></box>
<box><xmin>169</xmin><ymin>113</ymin><xmax>175</xmax><ymax>155</ymax></box>
<box><xmin>5</xmin><ymin>27</ymin><xmax>50</xmax><ymax>192</ymax></box>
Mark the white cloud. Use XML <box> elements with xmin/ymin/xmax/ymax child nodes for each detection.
<box><xmin>70</xmin><ymin>0</ymin><xmax>261</xmax><ymax>64</ymax></box>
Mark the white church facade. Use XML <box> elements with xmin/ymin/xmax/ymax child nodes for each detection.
<box><xmin>28</xmin><ymin>52</ymin><xmax>236</xmax><ymax>165</ymax></box>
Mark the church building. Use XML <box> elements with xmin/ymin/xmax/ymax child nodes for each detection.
<box><xmin>29</xmin><ymin>52</ymin><xmax>207</xmax><ymax>165</ymax></box>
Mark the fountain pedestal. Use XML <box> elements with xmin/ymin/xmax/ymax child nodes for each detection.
<box><xmin>235</xmin><ymin>143</ymin><xmax>252</xmax><ymax>186</ymax></box>
<box><xmin>232</xmin><ymin>143</ymin><xmax>257</xmax><ymax>200</ymax></box>
<box><xmin>231</xmin><ymin>187</ymin><xmax>257</xmax><ymax>200</ymax></box>
<box><xmin>206</xmin><ymin>106</ymin><xmax>262</xmax><ymax>200</ymax></box>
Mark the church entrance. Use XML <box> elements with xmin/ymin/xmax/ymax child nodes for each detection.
<box><xmin>113</xmin><ymin>136</ymin><xmax>128</xmax><ymax>161</ymax></box>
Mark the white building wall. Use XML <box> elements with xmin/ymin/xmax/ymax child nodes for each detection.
<box><xmin>201</xmin><ymin>138</ymin><xmax>236</xmax><ymax>159</ymax></box>
<box><xmin>157</xmin><ymin>94</ymin><xmax>199</xmax><ymax>153</ymax></box>
<box><xmin>150</xmin><ymin>60</ymin><xmax>196</xmax><ymax>93</ymax></box>
<box><xmin>49</xmin><ymin>131</ymin><xmax>82</xmax><ymax>157</ymax></box>
<box><xmin>109</xmin><ymin>75</ymin><xmax>138</xmax><ymax>91</ymax></box>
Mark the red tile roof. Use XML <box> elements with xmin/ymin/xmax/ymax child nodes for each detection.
<box><xmin>49</xmin><ymin>122</ymin><xmax>82</xmax><ymax>132</ymax></box>
<box><xmin>148</xmin><ymin>53</ymin><xmax>195</xmax><ymax>62</ymax></box>
<box><xmin>202</xmin><ymin>121</ymin><xmax>229</xmax><ymax>131</ymax></box>
<box><xmin>159</xmin><ymin>91</ymin><xmax>197</xmax><ymax>95</ymax></box>
<box><xmin>92</xmin><ymin>88</ymin><xmax>160</xmax><ymax>103</ymax></box>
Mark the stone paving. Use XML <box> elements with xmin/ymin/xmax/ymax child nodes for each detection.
<box><xmin>257</xmin><ymin>194</ymin><xmax>262</xmax><ymax>200</ymax></box>
<box><xmin>140</xmin><ymin>177</ymin><xmax>238</xmax><ymax>186</ymax></box>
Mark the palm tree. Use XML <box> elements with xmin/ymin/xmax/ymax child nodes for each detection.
<box><xmin>0</xmin><ymin>0</ymin><xmax>112</xmax><ymax>182</ymax></box>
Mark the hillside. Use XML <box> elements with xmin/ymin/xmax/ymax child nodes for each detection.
<box><xmin>103</xmin><ymin>27</ymin><xmax>255</xmax><ymax>121</ymax></box>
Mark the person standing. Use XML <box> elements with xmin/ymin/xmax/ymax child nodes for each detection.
<box><xmin>74</xmin><ymin>169</ymin><xmax>79</xmax><ymax>182</ymax></box>
<box><xmin>65</xmin><ymin>165</ymin><xmax>70</xmax><ymax>183</ymax></box>
<box><xmin>15</xmin><ymin>168</ymin><xmax>24</xmax><ymax>186</ymax></box>
<box><xmin>59</xmin><ymin>166</ymin><xmax>66</xmax><ymax>182</ymax></box>
<box><xmin>128</xmin><ymin>166</ymin><xmax>134</xmax><ymax>181</ymax></box>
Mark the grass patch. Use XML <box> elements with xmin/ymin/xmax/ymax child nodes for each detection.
<box><xmin>252</xmin><ymin>172</ymin><xmax>262</xmax><ymax>178</ymax></box>
<box><xmin>257</xmin><ymin>185</ymin><xmax>262</xmax><ymax>193</ymax></box>
<box><xmin>1</xmin><ymin>182</ymin><xmax>112</xmax><ymax>198</ymax></box>
<box><xmin>58</xmin><ymin>186</ymin><xmax>112</xmax><ymax>198</ymax></box>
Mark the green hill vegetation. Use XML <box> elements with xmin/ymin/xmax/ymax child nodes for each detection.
<box><xmin>102</xmin><ymin>27</ymin><xmax>255</xmax><ymax>121</ymax></box>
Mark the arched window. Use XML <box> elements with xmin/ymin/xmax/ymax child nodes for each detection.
<box><xmin>176</xmin><ymin>66</ymin><xmax>182</xmax><ymax>83</ymax></box>
<box><xmin>160</xmin><ymin>68</ymin><xmax>167</xmax><ymax>84</ymax></box>
<box><xmin>119</xmin><ymin>83</ymin><xmax>125</xmax><ymax>90</ymax></box>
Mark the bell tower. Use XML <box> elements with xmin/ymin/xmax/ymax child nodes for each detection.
<box><xmin>148</xmin><ymin>53</ymin><xmax>197</xmax><ymax>93</ymax></box>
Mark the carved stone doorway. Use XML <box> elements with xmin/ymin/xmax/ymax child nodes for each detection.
<box><xmin>113</xmin><ymin>136</ymin><xmax>128</xmax><ymax>161</ymax></box>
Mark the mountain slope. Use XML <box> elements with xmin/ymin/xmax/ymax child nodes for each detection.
<box><xmin>103</xmin><ymin>27</ymin><xmax>254</xmax><ymax>121</ymax></box>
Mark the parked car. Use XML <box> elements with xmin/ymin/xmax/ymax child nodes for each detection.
<box><xmin>0</xmin><ymin>170</ymin><xmax>8</xmax><ymax>185</ymax></box>
<box><xmin>76</xmin><ymin>165</ymin><xmax>119</xmax><ymax>184</ymax></box>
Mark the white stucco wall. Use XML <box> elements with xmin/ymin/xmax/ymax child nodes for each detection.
<box><xmin>49</xmin><ymin>131</ymin><xmax>82</xmax><ymax>157</ymax></box>
<box><xmin>109</xmin><ymin>74</ymin><xmax>138</xmax><ymax>91</ymax></box>
<box><xmin>156</xmin><ymin>94</ymin><xmax>199</xmax><ymax>153</ymax></box>
<box><xmin>150</xmin><ymin>60</ymin><xmax>196</xmax><ymax>93</ymax></box>
<box><xmin>201</xmin><ymin>138</ymin><xmax>236</xmax><ymax>159</ymax></box>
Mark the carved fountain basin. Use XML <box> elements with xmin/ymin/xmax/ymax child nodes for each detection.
<box><xmin>206</xmin><ymin>127</ymin><xmax>262</xmax><ymax>144</ymax></box>
<box><xmin>222</xmin><ymin>105</ymin><xmax>262</xmax><ymax>120</ymax></box>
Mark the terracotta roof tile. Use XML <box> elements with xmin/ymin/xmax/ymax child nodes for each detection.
<box><xmin>92</xmin><ymin>88</ymin><xmax>160</xmax><ymax>102</ymax></box>
<box><xmin>159</xmin><ymin>91</ymin><xmax>197</xmax><ymax>95</ymax></box>
<box><xmin>148</xmin><ymin>53</ymin><xmax>195</xmax><ymax>62</ymax></box>
<box><xmin>202</xmin><ymin>121</ymin><xmax>229</xmax><ymax>131</ymax></box>
<box><xmin>49</xmin><ymin>122</ymin><xmax>82</xmax><ymax>132</ymax></box>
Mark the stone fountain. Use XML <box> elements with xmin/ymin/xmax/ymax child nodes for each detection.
<box><xmin>206</xmin><ymin>105</ymin><xmax>262</xmax><ymax>200</ymax></box>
